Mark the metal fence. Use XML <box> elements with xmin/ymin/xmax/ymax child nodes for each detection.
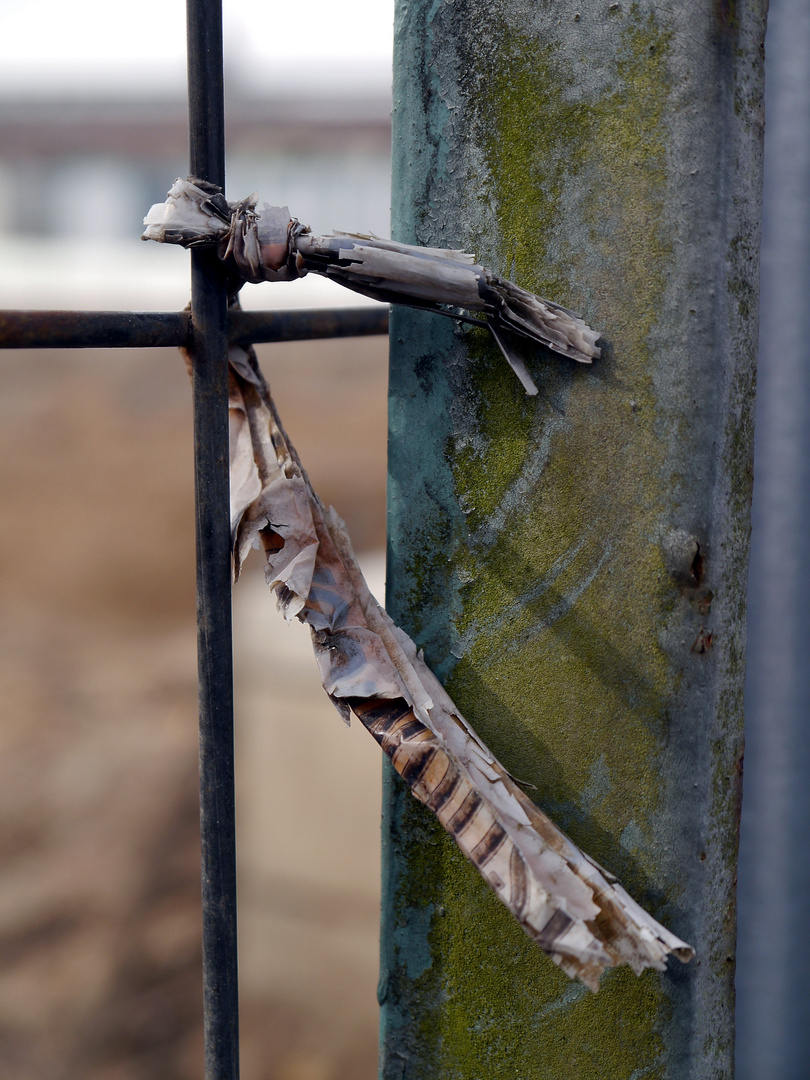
<box><xmin>0</xmin><ymin>2</ymin><xmax>386</xmax><ymax>1078</ymax></box>
<box><xmin>6</xmin><ymin>1</ymin><xmax>810</xmax><ymax>1078</ymax></box>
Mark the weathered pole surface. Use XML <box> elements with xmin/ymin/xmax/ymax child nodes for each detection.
<box><xmin>382</xmin><ymin>1</ymin><xmax>765</xmax><ymax>1077</ymax></box>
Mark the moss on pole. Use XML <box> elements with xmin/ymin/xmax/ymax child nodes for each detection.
<box><xmin>382</xmin><ymin>0</ymin><xmax>766</xmax><ymax>1076</ymax></box>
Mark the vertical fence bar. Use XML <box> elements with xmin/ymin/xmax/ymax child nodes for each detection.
<box><xmin>186</xmin><ymin>2</ymin><xmax>239</xmax><ymax>1078</ymax></box>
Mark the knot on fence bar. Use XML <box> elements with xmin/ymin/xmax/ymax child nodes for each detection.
<box><xmin>143</xmin><ymin>177</ymin><xmax>601</xmax><ymax>396</ymax></box>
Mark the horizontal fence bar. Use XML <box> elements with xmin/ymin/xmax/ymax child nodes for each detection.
<box><xmin>0</xmin><ymin>306</ymin><xmax>389</xmax><ymax>350</ymax></box>
<box><xmin>0</xmin><ymin>310</ymin><xmax>188</xmax><ymax>349</ymax></box>
<box><xmin>230</xmin><ymin>306</ymin><xmax>389</xmax><ymax>344</ymax></box>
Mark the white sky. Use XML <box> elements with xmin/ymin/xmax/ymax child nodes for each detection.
<box><xmin>0</xmin><ymin>0</ymin><xmax>394</xmax><ymax>97</ymax></box>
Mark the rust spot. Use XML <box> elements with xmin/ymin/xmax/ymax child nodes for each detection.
<box><xmin>691</xmin><ymin>629</ymin><xmax>713</xmax><ymax>654</ymax></box>
<box><xmin>699</xmin><ymin>851</ymin><xmax>706</xmax><ymax>862</ymax></box>
<box><xmin>697</xmin><ymin>589</ymin><xmax>713</xmax><ymax>616</ymax></box>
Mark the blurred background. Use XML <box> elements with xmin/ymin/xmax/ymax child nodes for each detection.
<box><xmin>1</xmin><ymin>0</ymin><xmax>809</xmax><ymax>1078</ymax></box>
<box><xmin>0</xmin><ymin>2</ymin><xmax>392</xmax><ymax>1078</ymax></box>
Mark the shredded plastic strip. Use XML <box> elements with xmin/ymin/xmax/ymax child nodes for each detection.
<box><xmin>145</xmin><ymin>178</ymin><xmax>602</xmax><ymax>396</ymax></box>
<box><xmin>212</xmin><ymin>335</ymin><xmax>693</xmax><ymax>992</ymax></box>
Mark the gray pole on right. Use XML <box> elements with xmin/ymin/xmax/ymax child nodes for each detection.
<box><xmin>736</xmin><ymin>0</ymin><xmax>810</xmax><ymax>1076</ymax></box>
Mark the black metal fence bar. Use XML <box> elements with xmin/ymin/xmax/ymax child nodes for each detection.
<box><xmin>0</xmin><ymin>307</ymin><xmax>388</xmax><ymax>350</ymax></box>
<box><xmin>186</xmin><ymin>2</ymin><xmax>238</xmax><ymax>1079</ymax></box>
<box><xmin>0</xmin><ymin>310</ymin><xmax>189</xmax><ymax>349</ymax></box>
<box><xmin>229</xmin><ymin>306</ymin><xmax>388</xmax><ymax>345</ymax></box>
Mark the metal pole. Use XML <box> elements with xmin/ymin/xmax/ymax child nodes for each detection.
<box><xmin>736</xmin><ymin>0</ymin><xmax>810</xmax><ymax>1075</ymax></box>
<box><xmin>383</xmin><ymin>1</ymin><xmax>763</xmax><ymax>1075</ymax></box>
<box><xmin>186</xmin><ymin>2</ymin><xmax>238</xmax><ymax>1078</ymax></box>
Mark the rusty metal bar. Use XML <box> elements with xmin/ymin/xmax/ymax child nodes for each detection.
<box><xmin>0</xmin><ymin>307</ymin><xmax>388</xmax><ymax>350</ymax></box>
<box><xmin>0</xmin><ymin>310</ymin><xmax>188</xmax><ymax>349</ymax></box>
<box><xmin>229</xmin><ymin>305</ymin><xmax>388</xmax><ymax>344</ymax></box>
<box><xmin>186</xmin><ymin>1</ymin><xmax>238</xmax><ymax>1078</ymax></box>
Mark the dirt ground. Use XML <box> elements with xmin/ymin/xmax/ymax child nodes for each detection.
<box><xmin>0</xmin><ymin>335</ymin><xmax>388</xmax><ymax>1080</ymax></box>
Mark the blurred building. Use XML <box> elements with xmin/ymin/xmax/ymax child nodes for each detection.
<box><xmin>0</xmin><ymin>89</ymin><xmax>392</xmax><ymax>309</ymax></box>
<box><xmin>0</xmin><ymin>91</ymin><xmax>391</xmax><ymax>237</ymax></box>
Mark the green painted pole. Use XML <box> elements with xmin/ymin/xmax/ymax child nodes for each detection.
<box><xmin>382</xmin><ymin>1</ymin><xmax>765</xmax><ymax>1076</ymax></box>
